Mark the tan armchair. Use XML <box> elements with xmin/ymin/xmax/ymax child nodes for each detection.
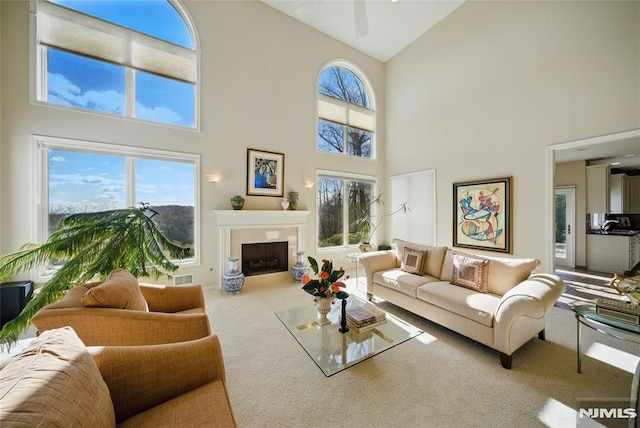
<box><xmin>1</xmin><ymin>327</ymin><xmax>236</xmax><ymax>427</ymax></box>
<box><xmin>31</xmin><ymin>283</ymin><xmax>211</xmax><ymax>346</ymax></box>
<box><xmin>89</xmin><ymin>334</ymin><xmax>236</xmax><ymax>427</ymax></box>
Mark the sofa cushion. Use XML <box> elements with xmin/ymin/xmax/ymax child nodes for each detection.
<box><xmin>416</xmin><ymin>281</ymin><xmax>501</xmax><ymax>327</ymax></box>
<box><xmin>400</xmin><ymin>248</ymin><xmax>426</xmax><ymax>274</ymax></box>
<box><xmin>82</xmin><ymin>268</ymin><xmax>148</xmax><ymax>311</ymax></box>
<box><xmin>117</xmin><ymin>380</ymin><xmax>235</xmax><ymax>428</ymax></box>
<box><xmin>0</xmin><ymin>326</ymin><xmax>115</xmax><ymax>427</ymax></box>
<box><xmin>441</xmin><ymin>249</ymin><xmax>540</xmax><ymax>296</ymax></box>
<box><xmin>451</xmin><ymin>254</ymin><xmax>489</xmax><ymax>293</ymax></box>
<box><xmin>482</xmin><ymin>255</ymin><xmax>541</xmax><ymax>296</ymax></box>
<box><xmin>374</xmin><ymin>269</ymin><xmax>440</xmax><ymax>298</ymax></box>
<box><xmin>394</xmin><ymin>239</ymin><xmax>448</xmax><ymax>278</ymax></box>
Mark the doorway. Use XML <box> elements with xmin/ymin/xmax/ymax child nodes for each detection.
<box><xmin>555</xmin><ymin>187</ymin><xmax>575</xmax><ymax>268</ymax></box>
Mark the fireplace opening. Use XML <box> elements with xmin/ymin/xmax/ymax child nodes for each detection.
<box><xmin>242</xmin><ymin>241</ymin><xmax>288</xmax><ymax>276</ymax></box>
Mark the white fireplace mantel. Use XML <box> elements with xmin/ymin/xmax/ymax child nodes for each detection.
<box><xmin>214</xmin><ymin>210</ymin><xmax>310</xmax><ymax>228</ymax></box>
<box><xmin>214</xmin><ymin>210</ymin><xmax>310</xmax><ymax>284</ymax></box>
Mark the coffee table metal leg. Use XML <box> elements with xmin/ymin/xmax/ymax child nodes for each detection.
<box><xmin>576</xmin><ymin>315</ymin><xmax>582</xmax><ymax>374</ymax></box>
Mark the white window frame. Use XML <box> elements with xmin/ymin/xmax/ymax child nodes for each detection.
<box><xmin>30</xmin><ymin>0</ymin><xmax>201</xmax><ymax>131</ymax></box>
<box><xmin>316</xmin><ymin>60</ymin><xmax>377</xmax><ymax>159</ymax></box>
<box><xmin>316</xmin><ymin>169</ymin><xmax>378</xmax><ymax>253</ymax></box>
<box><xmin>33</xmin><ymin>134</ymin><xmax>201</xmax><ymax>281</ymax></box>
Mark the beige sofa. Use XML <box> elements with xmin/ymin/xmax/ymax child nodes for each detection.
<box><xmin>360</xmin><ymin>239</ymin><xmax>565</xmax><ymax>369</ymax></box>
<box><xmin>0</xmin><ymin>327</ymin><xmax>236</xmax><ymax>427</ymax></box>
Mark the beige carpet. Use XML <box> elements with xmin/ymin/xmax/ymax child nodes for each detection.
<box><xmin>206</xmin><ymin>275</ymin><xmax>640</xmax><ymax>428</ymax></box>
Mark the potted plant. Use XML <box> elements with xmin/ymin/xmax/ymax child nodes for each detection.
<box><xmin>0</xmin><ymin>203</ymin><xmax>191</xmax><ymax>348</ymax></box>
<box><xmin>352</xmin><ymin>193</ymin><xmax>409</xmax><ymax>252</ymax></box>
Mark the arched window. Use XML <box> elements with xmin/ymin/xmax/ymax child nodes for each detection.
<box><xmin>317</xmin><ymin>62</ymin><xmax>375</xmax><ymax>158</ymax></box>
<box><xmin>35</xmin><ymin>0</ymin><xmax>198</xmax><ymax>128</ymax></box>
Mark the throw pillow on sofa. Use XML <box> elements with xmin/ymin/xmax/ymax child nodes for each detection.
<box><xmin>450</xmin><ymin>253</ymin><xmax>490</xmax><ymax>293</ymax></box>
<box><xmin>81</xmin><ymin>268</ymin><xmax>148</xmax><ymax>311</ymax></box>
<box><xmin>393</xmin><ymin>239</ymin><xmax>448</xmax><ymax>278</ymax></box>
<box><xmin>441</xmin><ymin>249</ymin><xmax>540</xmax><ymax>296</ymax></box>
<box><xmin>0</xmin><ymin>326</ymin><xmax>115</xmax><ymax>427</ymax></box>
<box><xmin>401</xmin><ymin>248</ymin><xmax>427</xmax><ymax>274</ymax></box>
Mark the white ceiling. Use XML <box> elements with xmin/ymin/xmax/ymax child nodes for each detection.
<box><xmin>555</xmin><ymin>134</ymin><xmax>640</xmax><ymax>174</ymax></box>
<box><xmin>261</xmin><ymin>0</ymin><xmax>465</xmax><ymax>62</ymax></box>
<box><xmin>260</xmin><ymin>0</ymin><xmax>640</xmax><ymax>173</ymax></box>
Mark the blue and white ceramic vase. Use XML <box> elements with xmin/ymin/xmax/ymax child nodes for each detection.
<box><xmin>222</xmin><ymin>257</ymin><xmax>244</xmax><ymax>294</ymax></box>
<box><xmin>291</xmin><ymin>250</ymin><xmax>310</xmax><ymax>282</ymax></box>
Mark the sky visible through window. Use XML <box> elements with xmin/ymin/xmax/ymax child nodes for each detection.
<box><xmin>49</xmin><ymin>150</ymin><xmax>195</xmax><ymax>214</ymax></box>
<box><xmin>47</xmin><ymin>0</ymin><xmax>194</xmax><ymax>127</ymax></box>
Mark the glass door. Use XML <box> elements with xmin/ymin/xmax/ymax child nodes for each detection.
<box><xmin>555</xmin><ymin>187</ymin><xmax>575</xmax><ymax>268</ymax></box>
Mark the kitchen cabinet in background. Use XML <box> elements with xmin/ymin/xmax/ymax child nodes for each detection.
<box><xmin>586</xmin><ymin>164</ymin><xmax>609</xmax><ymax>214</ymax></box>
<box><xmin>629</xmin><ymin>176</ymin><xmax>640</xmax><ymax>213</ymax></box>
<box><xmin>609</xmin><ymin>173</ymin><xmax>629</xmax><ymax>213</ymax></box>
<box><xmin>587</xmin><ymin>233</ymin><xmax>640</xmax><ymax>274</ymax></box>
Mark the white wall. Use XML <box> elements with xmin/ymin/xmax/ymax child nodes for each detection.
<box><xmin>385</xmin><ymin>0</ymin><xmax>640</xmax><ymax>271</ymax></box>
<box><xmin>0</xmin><ymin>0</ymin><xmax>385</xmax><ymax>285</ymax></box>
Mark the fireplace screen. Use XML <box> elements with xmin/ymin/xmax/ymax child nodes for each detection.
<box><xmin>241</xmin><ymin>241</ymin><xmax>288</xmax><ymax>276</ymax></box>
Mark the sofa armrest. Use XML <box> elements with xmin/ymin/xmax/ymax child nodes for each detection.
<box><xmin>139</xmin><ymin>284</ymin><xmax>206</xmax><ymax>313</ymax></box>
<box><xmin>31</xmin><ymin>308</ymin><xmax>211</xmax><ymax>346</ymax></box>
<box><xmin>89</xmin><ymin>334</ymin><xmax>227</xmax><ymax>424</ymax></box>
<box><xmin>493</xmin><ymin>273</ymin><xmax>565</xmax><ymax>352</ymax></box>
<box><xmin>359</xmin><ymin>250</ymin><xmax>400</xmax><ymax>292</ymax></box>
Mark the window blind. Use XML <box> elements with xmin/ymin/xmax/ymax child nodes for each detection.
<box><xmin>38</xmin><ymin>0</ymin><xmax>196</xmax><ymax>84</ymax></box>
<box><xmin>318</xmin><ymin>93</ymin><xmax>375</xmax><ymax>133</ymax></box>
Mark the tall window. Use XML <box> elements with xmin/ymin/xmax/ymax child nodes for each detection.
<box><xmin>35</xmin><ymin>0</ymin><xmax>198</xmax><ymax>128</ymax></box>
<box><xmin>36</xmin><ymin>136</ymin><xmax>200</xmax><ymax>272</ymax></box>
<box><xmin>317</xmin><ymin>172</ymin><xmax>376</xmax><ymax>248</ymax></box>
<box><xmin>317</xmin><ymin>63</ymin><xmax>375</xmax><ymax>158</ymax></box>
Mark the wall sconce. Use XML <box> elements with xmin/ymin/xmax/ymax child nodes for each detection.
<box><xmin>206</xmin><ymin>174</ymin><xmax>222</xmax><ymax>183</ymax></box>
<box><xmin>302</xmin><ymin>180</ymin><xmax>314</xmax><ymax>189</ymax></box>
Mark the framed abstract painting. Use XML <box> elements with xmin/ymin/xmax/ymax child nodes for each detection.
<box><xmin>453</xmin><ymin>176</ymin><xmax>512</xmax><ymax>253</ymax></box>
<box><xmin>247</xmin><ymin>149</ymin><xmax>284</xmax><ymax>197</ymax></box>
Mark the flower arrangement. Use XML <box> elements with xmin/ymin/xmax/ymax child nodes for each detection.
<box><xmin>302</xmin><ymin>256</ymin><xmax>348</xmax><ymax>301</ymax></box>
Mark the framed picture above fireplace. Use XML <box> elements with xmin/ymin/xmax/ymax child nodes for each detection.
<box><xmin>247</xmin><ymin>149</ymin><xmax>284</xmax><ymax>197</ymax></box>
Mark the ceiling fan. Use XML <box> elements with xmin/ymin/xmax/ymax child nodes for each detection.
<box><xmin>295</xmin><ymin>0</ymin><xmax>370</xmax><ymax>39</ymax></box>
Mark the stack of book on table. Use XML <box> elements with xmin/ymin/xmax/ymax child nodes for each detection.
<box><xmin>595</xmin><ymin>297</ymin><xmax>640</xmax><ymax>325</ymax></box>
<box><xmin>346</xmin><ymin>304</ymin><xmax>386</xmax><ymax>333</ymax></box>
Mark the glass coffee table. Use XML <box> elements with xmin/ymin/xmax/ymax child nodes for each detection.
<box><xmin>276</xmin><ymin>296</ymin><xmax>422</xmax><ymax>376</ymax></box>
<box><xmin>568</xmin><ymin>301</ymin><xmax>640</xmax><ymax>373</ymax></box>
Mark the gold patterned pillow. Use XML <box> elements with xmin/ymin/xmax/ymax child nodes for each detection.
<box><xmin>450</xmin><ymin>254</ymin><xmax>490</xmax><ymax>293</ymax></box>
<box><xmin>82</xmin><ymin>268</ymin><xmax>148</xmax><ymax>311</ymax></box>
<box><xmin>0</xmin><ymin>327</ymin><xmax>115</xmax><ymax>426</ymax></box>
<box><xmin>401</xmin><ymin>248</ymin><xmax>427</xmax><ymax>274</ymax></box>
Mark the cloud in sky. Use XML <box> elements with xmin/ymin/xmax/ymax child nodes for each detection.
<box><xmin>48</xmin><ymin>72</ymin><xmax>183</xmax><ymax>124</ymax></box>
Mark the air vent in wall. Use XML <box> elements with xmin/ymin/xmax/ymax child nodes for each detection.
<box><xmin>173</xmin><ymin>274</ymin><xmax>194</xmax><ymax>286</ymax></box>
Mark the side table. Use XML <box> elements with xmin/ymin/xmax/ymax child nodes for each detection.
<box><xmin>568</xmin><ymin>301</ymin><xmax>640</xmax><ymax>373</ymax></box>
<box><xmin>346</xmin><ymin>252</ymin><xmax>364</xmax><ymax>292</ymax></box>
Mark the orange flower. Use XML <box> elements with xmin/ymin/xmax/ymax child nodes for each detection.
<box><xmin>320</xmin><ymin>271</ymin><xmax>330</xmax><ymax>280</ymax></box>
<box><xmin>331</xmin><ymin>284</ymin><xmax>340</xmax><ymax>293</ymax></box>
<box><xmin>302</xmin><ymin>274</ymin><xmax>310</xmax><ymax>285</ymax></box>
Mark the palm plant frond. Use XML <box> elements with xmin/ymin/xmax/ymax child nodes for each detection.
<box><xmin>0</xmin><ymin>204</ymin><xmax>190</xmax><ymax>349</ymax></box>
